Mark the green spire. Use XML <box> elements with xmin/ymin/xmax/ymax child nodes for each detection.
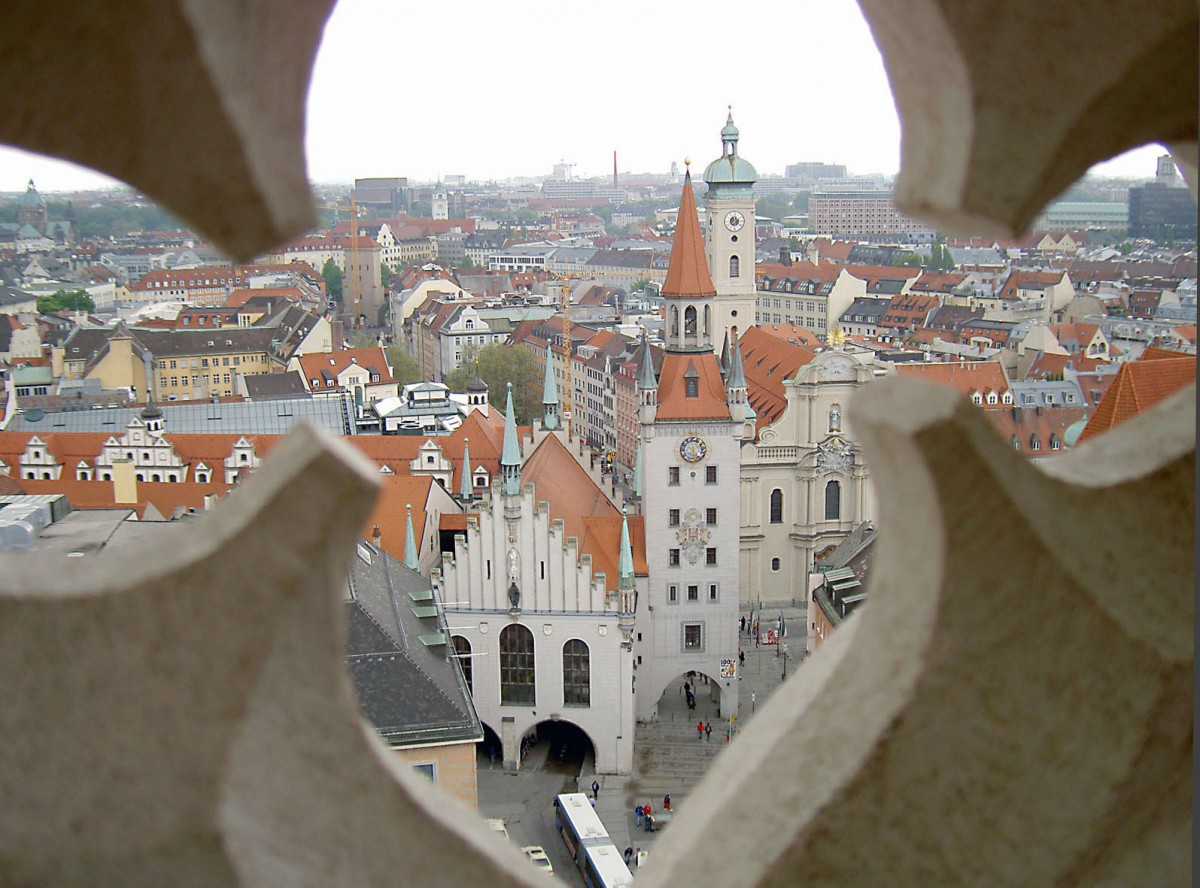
<box><xmin>542</xmin><ymin>354</ymin><xmax>560</xmax><ymax>430</ymax></box>
<box><xmin>500</xmin><ymin>382</ymin><xmax>521</xmax><ymax>495</ymax></box>
<box><xmin>459</xmin><ymin>437</ymin><xmax>472</xmax><ymax>499</ymax></box>
<box><xmin>618</xmin><ymin>506</ymin><xmax>634</xmax><ymax>591</ymax></box>
<box><xmin>404</xmin><ymin>504</ymin><xmax>418</xmax><ymax>570</ymax></box>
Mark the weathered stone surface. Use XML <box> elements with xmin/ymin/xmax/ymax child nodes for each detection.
<box><xmin>0</xmin><ymin>1</ymin><xmax>334</xmax><ymax>260</ymax></box>
<box><xmin>859</xmin><ymin>0</ymin><xmax>1199</xmax><ymax>235</ymax></box>
<box><xmin>639</xmin><ymin>379</ymin><xmax>1194</xmax><ymax>887</ymax></box>
<box><xmin>0</xmin><ymin>426</ymin><xmax>539</xmax><ymax>886</ymax></box>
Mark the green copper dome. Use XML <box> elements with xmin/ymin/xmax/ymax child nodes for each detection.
<box><xmin>704</xmin><ymin>153</ymin><xmax>758</xmax><ymax>185</ymax></box>
<box><xmin>704</xmin><ymin>109</ymin><xmax>757</xmax><ymax>187</ymax></box>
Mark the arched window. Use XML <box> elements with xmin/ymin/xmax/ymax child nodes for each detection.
<box><xmin>769</xmin><ymin>489</ymin><xmax>783</xmax><ymax>524</ymax></box>
<box><xmin>684</xmin><ymin>305</ymin><xmax>697</xmax><ymax>336</ymax></box>
<box><xmin>670</xmin><ymin>305</ymin><xmax>680</xmax><ymax>338</ymax></box>
<box><xmin>562</xmin><ymin>639</ymin><xmax>590</xmax><ymax>707</ymax></box>
<box><xmin>499</xmin><ymin>624</ymin><xmax>535</xmax><ymax>705</ymax></box>
<box><xmin>729</xmin><ymin>255</ymin><xmax>740</xmax><ymax>278</ymax></box>
<box><xmin>703</xmin><ymin>304</ymin><xmax>711</xmax><ymax>336</ymax></box>
<box><xmin>771</xmin><ymin>557</ymin><xmax>781</xmax><ymax>571</ymax></box>
<box><xmin>825</xmin><ymin>480</ymin><xmax>841</xmax><ymax>521</ymax></box>
<box><xmin>453</xmin><ymin>635</ymin><xmax>472</xmax><ymax>695</ymax></box>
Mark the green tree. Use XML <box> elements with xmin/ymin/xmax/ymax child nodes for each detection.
<box><xmin>37</xmin><ymin>289</ymin><xmax>95</xmax><ymax>314</ymax></box>
<box><xmin>459</xmin><ymin>255</ymin><xmax>477</xmax><ymax>269</ymax></box>
<box><xmin>380</xmin><ymin>262</ymin><xmax>393</xmax><ymax>286</ymax></box>
<box><xmin>410</xmin><ymin>200</ymin><xmax>432</xmax><ymax>218</ymax></box>
<box><xmin>322</xmin><ymin>258</ymin><xmax>343</xmax><ymax>301</ymax></box>
<box><xmin>386</xmin><ymin>345</ymin><xmax>421</xmax><ymax>387</ymax></box>
<box><xmin>348</xmin><ymin>331</ymin><xmax>377</xmax><ymax>349</ymax></box>
<box><xmin>630</xmin><ymin>277</ymin><xmax>651</xmax><ymax>293</ymax></box>
<box><xmin>445</xmin><ymin>343</ymin><xmax>541</xmax><ymax>425</ymax></box>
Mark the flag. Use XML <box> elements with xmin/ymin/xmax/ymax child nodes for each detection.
<box><xmin>780</xmin><ymin>613</ymin><xmax>786</xmax><ymax>637</ymax></box>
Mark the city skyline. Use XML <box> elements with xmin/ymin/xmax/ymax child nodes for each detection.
<box><xmin>0</xmin><ymin>0</ymin><xmax>1171</xmax><ymax>194</ymax></box>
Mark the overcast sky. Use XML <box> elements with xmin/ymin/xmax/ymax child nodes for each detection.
<box><xmin>0</xmin><ymin>0</ymin><xmax>1166</xmax><ymax>193</ymax></box>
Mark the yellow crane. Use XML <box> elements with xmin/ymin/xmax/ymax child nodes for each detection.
<box><xmin>560</xmin><ymin>279</ymin><xmax>573</xmax><ymax>441</ymax></box>
<box><xmin>317</xmin><ymin>195</ymin><xmax>361</xmax><ymax>328</ymax></box>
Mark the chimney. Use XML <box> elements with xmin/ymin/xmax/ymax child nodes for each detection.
<box><xmin>779</xmin><ymin>246</ymin><xmax>792</xmax><ymax>266</ymax></box>
<box><xmin>372</xmin><ymin>524</ymin><xmax>382</xmax><ymax>544</ymax></box>
<box><xmin>111</xmin><ymin>458</ymin><xmax>138</xmax><ymax>505</ymax></box>
<box><xmin>329</xmin><ymin>318</ymin><xmax>343</xmax><ymax>352</ymax></box>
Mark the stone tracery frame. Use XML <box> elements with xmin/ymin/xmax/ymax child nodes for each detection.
<box><xmin>0</xmin><ymin>1</ymin><xmax>1192</xmax><ymax>885</ymax></box>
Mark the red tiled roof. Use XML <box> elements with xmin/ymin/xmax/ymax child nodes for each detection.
<box><xmin>894</xmin><ymin>360</ymin><xmax>1010</xmax><ymax>400</ymax></box>
<box><xmin>1077</xmin><ymin>356</ymin><xmax>1196</xmax><ymax>444</ymax></box>
<box><xmin>297</xmin><ymin>347</ymin><xmax>394</xmax><ymax>386</ymax></box>
<box><xmin>656</xmin><ymin>352</ymin><xmax>730</xmax><ymax>421</ymax></box>
<box><xmin>997</xmin><ymin>270</ymin><xmax>1066</xmax><ymax>301</ymax></box>
<box><xmin>660</xmin><ymin>174</ymin><xmax>715</xmax><ymax>299</ymax></box>
<box><xmin>738</xmin><ymin>326</ymin><xmax>817</xmax><ymax>427</ymax></box>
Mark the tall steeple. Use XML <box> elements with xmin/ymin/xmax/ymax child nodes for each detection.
<box><xmin>661</xmin><ymin>167</ymin><xmax>718</xmax><ymax>354</ymax></box>
<box><xmin>404</xmin><ymin>504</ymin><xmax>418</xmax><ymax>570</ymax></box>
<box><xmin>541</xmin><ymin>352</ymin><xmax>560</xmax><ymax>431</ymax></box>
<box><xmin>618</xmin><ymin>507</ymin><xmax>635</xmax><ymax>592</ymax></box>
<box><xmin>500</xmin><ymin>382</ymin><xmax>521</xmax><ymax>496</ymax></box>
<box><xmin>636</xmin><ymin>329</ymin><xmax>657</xmax><ymax>425</ymax></box>
<box><xmin>459</xmin><ymin>437</ymin><xmax>473</xmax><ymax>500</ymax></box>
<box><xmin>704</xmin><ymin>108</ymin><xmax>758</xmax><ymax>353</ymax></box>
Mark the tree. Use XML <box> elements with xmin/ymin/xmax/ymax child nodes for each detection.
<box><xmin>630</xmin><ymin>277</ymin><xmax>652</xmax><ymax>293</ymax></box>
<box><xmin>386</xmin><ymin>345</ymin><xmax>421</xmax><ymax>387</ymax></box>
<box><xmin>445</xmin><ymin>343</ymin><xmax>541</xmax><ymax>425</ymax></box>
<box><xmin>348</xmin><ymin>331</ymin><xmax>377</xmax><ymax>349</ymax></box>
<box><xmin>322</xmin><ymin>258</ymin><xmax>343</xmax><ymax>301</ymax></box>
<box><xmin>380</xmin><ymin>262</ymin><xmax>393</xmax><ymax>286</ymax></box>
<box><xmin>37</xmin><ymin>289</ymin><xmax>95</xmax><ymax>314</ymax></box>
<box><xmin>459</xmin><ymin>255</ymin><xmax>477</xmax><ymax>269</ymax></box>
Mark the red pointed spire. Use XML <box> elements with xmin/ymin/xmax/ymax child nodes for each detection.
<box><xmin>661</xmin><ymin>168</ymin><xmax>716</xmax><ymax>299</ymax></box>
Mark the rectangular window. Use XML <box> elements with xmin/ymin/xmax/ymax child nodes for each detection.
<box><xmin>687</xmin><ymin>584</ymin><xmax>699</xmax><ymax>602</ymax></box>
<box><xmin>705</xmin><ymin>465</ymin><xmax>718</xmax><ymax>484</ymax></box>
<box><xmin>201</xmin><ymin>358</ymin><xmax>209</xmax><ymax>368</ymax></box>
<box><xmin>706</xmin><ymin>507</ymin><xmax>717</xmax><ymax>525</ymax></box>
<box><xmin>668</xmin><ymin>466</ymin><xmax>680</xmax><ymax>486</ymax></box>
<box><xmin>412</xmin><ymin>763</ymin><xmax>436</xmax><ymax>781</ymax></box>
<box><xmin>682</xmin><ymin>623</ymin><xmax>703</xmax><ymax>652</ymax></box>
<box><xmin>668</xmin><ymin>584</ymin><xmax>678</xmax><ymax>603</ymax></box>
<box><xmin>708</xmin><ymin>583</ymin><xmax>719</xmax><ymax>602</ymax></box>
<box><xmin>669</xmin><ymin>548</ymin><xmax>680</xmax><ymax>567</ymax></box>
<box><xmin>669</xmin><ymin>509</ymin><xmax>680</xmax><ymax>527</ymax></box>
<box><xmin>706</xmin><ymin>548</ymin><xmax>717</xmax><ymax>566</ymax></box>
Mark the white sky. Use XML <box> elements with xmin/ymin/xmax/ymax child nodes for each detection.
<box><xmin>0</xmin><ymin>0</ymin><xmax>1167</xmax><ymax>193</ymax></box>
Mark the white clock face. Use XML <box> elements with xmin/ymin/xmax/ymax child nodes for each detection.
<box><xmin>724</xmin><ymin>211</ymin><xmax>745</xmax><ymax>232</ymax></box>
<box><xmin>679</xmin><ymin>435</ymin><xmax>708</xmax><ymax>464</ymax></box>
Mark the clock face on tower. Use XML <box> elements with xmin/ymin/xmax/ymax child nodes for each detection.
<box><xmin>724</xmin><ymin>211</ymin><xmax>746</xmax><ymax>232</ymax></box>
<box><xmin>679</xmin><ymin>434</ymin><xmax>708</xmax><ymax>464</ymax></box>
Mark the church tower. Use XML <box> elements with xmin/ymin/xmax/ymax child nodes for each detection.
<box><xmin>703</xmin><ymin>109</ymin><xmax>758</xmax><ymax>352</ymax></box>
<box><xmin>637</xmin><ymin>166</ymin><xmax>742</xmax><ymax>722</ymax></box>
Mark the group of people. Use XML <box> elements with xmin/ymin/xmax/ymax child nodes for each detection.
<box><xmin>740</xmin><ymin>613</ymin><xmax>761</xmax><ymax>647</ymax></box>
<box><xmin>623</xmin><ymin>845</ymin><xmax>645</xmax><ymax>868</ymax></box>
<box><xmin>696</xmin><ymin>720</ymin><xmax>713</xmax><ymax>741</ymax></box>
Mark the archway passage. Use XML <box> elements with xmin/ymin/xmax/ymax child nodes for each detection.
<box><xmin>476</xmin><ymin>721</ymin><xmax>503</xmax><ymax>770</ymax></box>
<box><xmin>531</xmin><ymin>719</ymin><xmax>596</xmax><ymax>778</ymax></box>
<box><xmin>656</xmin><ymin>672</ymin><xmax>722</xmax><ymax>725</ymax></box>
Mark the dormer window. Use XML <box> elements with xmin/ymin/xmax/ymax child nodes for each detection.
<box><xmin>685</xmin><ymin>377</ymin><xmax>698</xmax><ymax>397</ymax></box>
<box><xmin>971</xmin><ymin>392</ymin><xmax>983</xmax><ymax>405</ymax></box>
<box><xmin>986</xmin><ymin>391</ymin><xmax>998</xmax><ymax>405</ymax></box>
<box><xmin>1002</xmin><ymin>391</ymin><xmax>1013</xmax><ymax>404</ymax></box>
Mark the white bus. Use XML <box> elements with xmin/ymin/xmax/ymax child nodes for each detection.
<box><xmin>553</xmin><ymin>793</ymin><xmax>634</xmax><ymax>887</ymax></box>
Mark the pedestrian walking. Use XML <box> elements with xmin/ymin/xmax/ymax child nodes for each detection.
<box><xmin>739</xmin><ymin>648</ymin><xmax>745</xmax><ymax>667</ymax></box>
<box><xmin>752</xmin><ymin>691</ymin><xmax>757</xmax><ymax>713</ymax></box>
<box><xmin>739</xmin><ymin>615</ymin><xmax>746</xmax><ymax>634</ymax></box>
<box><xmin>683</xmin><ymin>679</ymin><xmax>691</xmax><ymax>697</ymax></box>
<box><xmin>591</xmin><ymin>779</ymin><xmax>600</xmax><ymax>800</ymax></box>
<box><xmin>635</xmin><ymin>848</ymin><xmax>644</xmax><ymax>869</ymax></box>
<box><xmin>635</xmin><ymin>804</ymin><xmax>644</xmax><ymax>826</ymax></box>
<box><xmin>705</xmin><ymin>721</ymin><xmax>713</xmax><ymax>741</ymax></box>
<box><xmin>663</xmin><ymin>792</ymin><xmax>671</xmax><ymax>811</ymax></box>
<box><xmin>624</xmin><ymin>847</ymin><xmax>634</xmax><ymax>865</ymax></box>
<box><xmin>697</xmin><ymin>720</ymin><xmax>704</xmax><ymax>741</ymax></box>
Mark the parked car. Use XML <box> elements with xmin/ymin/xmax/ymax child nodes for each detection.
<box><xmin>521</xmin><ymin>845</ymin><xmax>554</xmax><ymax>875</ymax></box>
<box><xmin>485</xmin><ymin>819</ymin><xmax>509</xmax><ymax>842</ymax></box>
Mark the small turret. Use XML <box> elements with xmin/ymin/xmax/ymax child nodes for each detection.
<box><xmin>500</xmin><ymin>382</ymin><xmax>521</xmax><ymax>496</ymax></box>
<box><xmin>636</xmin><ymin>330</ymin><xmax>657</xmax><ymax>426</ymax></box>
<box><xmin>404</xmin><ymin>504</ymin><xmax>419</xmax><ymax>570</ymax></box>
<box><xmin>541</xmin><ymin>351</ymin><xmax>560</xmax><ymax>431</ymax></box>
<box><xmin>459</xmin><ymin>437</ymin><xmax>473</xmax><ymax>500</ymax></box>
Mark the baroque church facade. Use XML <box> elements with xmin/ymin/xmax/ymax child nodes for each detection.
<box><xmin>698</xmin><ymin>113</ymin><xmax>878</xmax><ymax>607</ymax></box>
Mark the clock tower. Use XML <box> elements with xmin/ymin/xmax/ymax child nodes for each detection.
<box><xmin>636</xmin><ymin>165</ymin><xmax>745</xmax><ymax>723</ymax></box>
<box><xmin>703</xmin><ymin>109</ymin><xmax>758</xmax><ymax>352</ymax></box>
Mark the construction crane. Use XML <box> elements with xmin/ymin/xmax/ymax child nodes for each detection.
<box><xmin>317</xmin><ymin>194</ymin><xmax>361</xmax><ymax>328</ymax></box>
<box><xmin>560</xmin><ymin>279</ymin><xmax>573</xmax><ymax>441</ymax></box>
